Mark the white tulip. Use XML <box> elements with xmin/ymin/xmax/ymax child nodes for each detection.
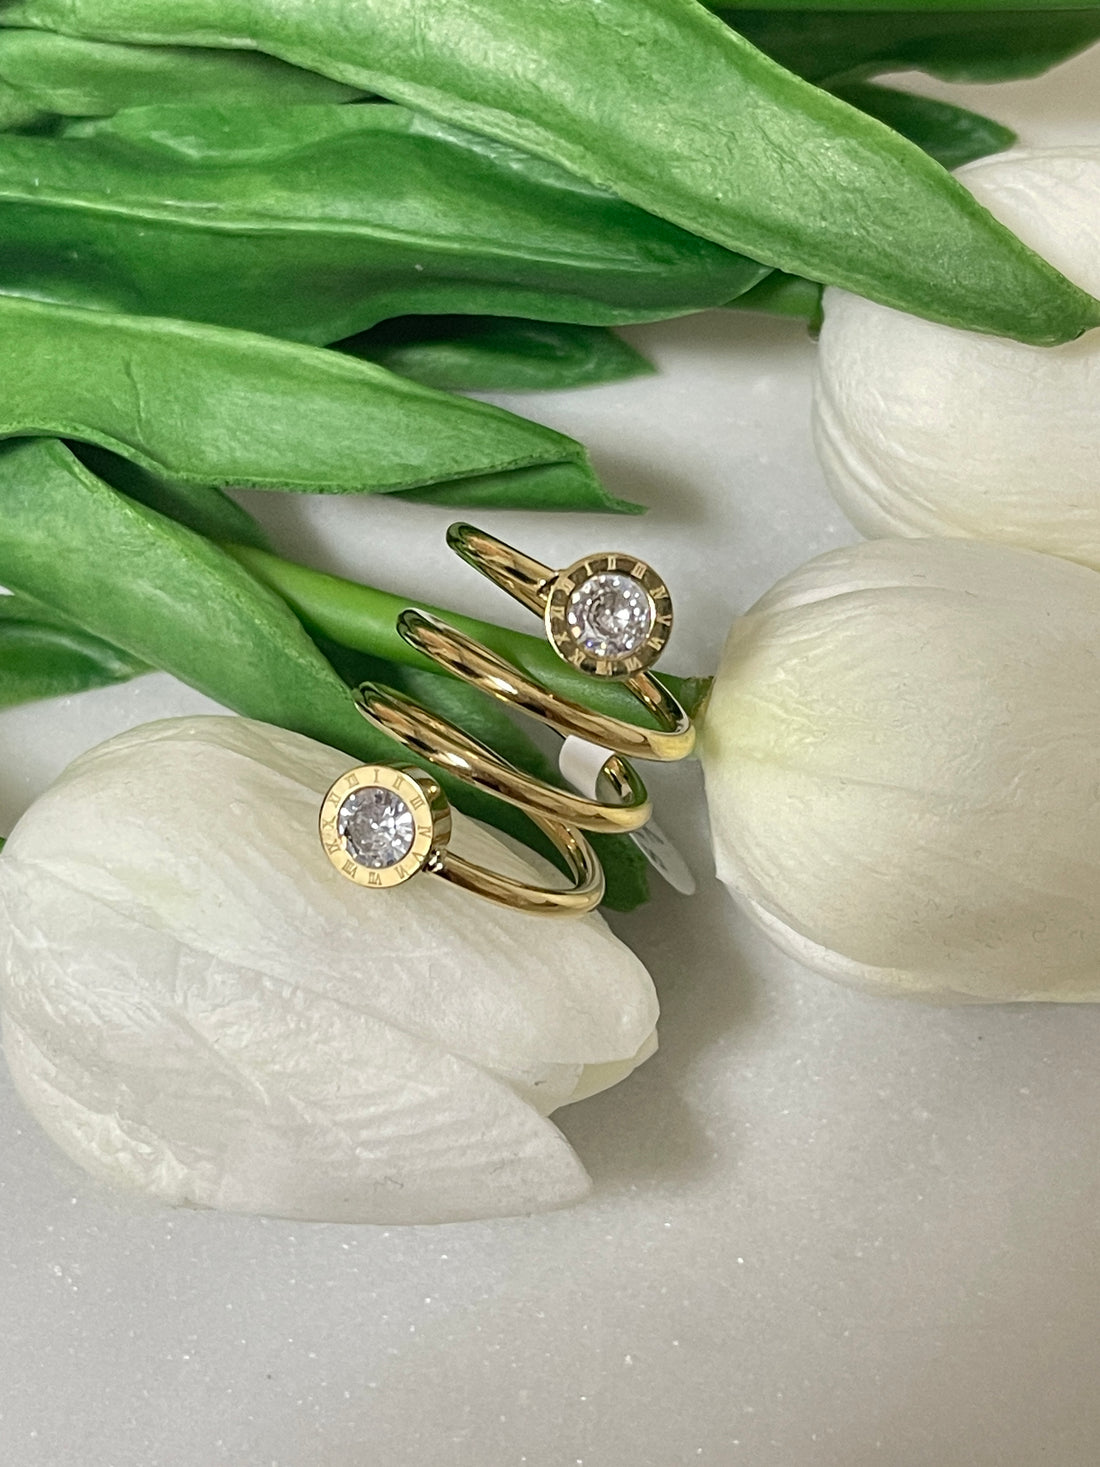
<box><xmin>0</xmin><ymin>716</ymin><xmax>657</xmax><ymax>1224</ymax></box>
<box><xmin>814</xmin><ymin>147</ymin><xmax>1100</xmax><ymax>569</ymax></box>
<box><xmin>700</xmin><ymin>537</ymin><xmax>1100</xmax><ymax>1003</ymax></box>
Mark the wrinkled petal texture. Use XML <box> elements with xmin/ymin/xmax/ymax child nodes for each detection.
<box><xmin>0</xmin><ymin>717</ymin><xmax>658</xmax><ymax>1223</ymax></box>
<box><xmin>701</xmin><ymin>538</ymin><xmax>1100</xmax><ymax>1003</ymax></box>
<box><xmin>814</xmin><ymin>147</ymin><xmax>1100</xmax><ymax>569</ymax></box>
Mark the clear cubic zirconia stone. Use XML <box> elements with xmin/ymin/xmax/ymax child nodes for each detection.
<box><xmin>337</xmin><ymin>786</ymin><xmax>417</xmax><ymax>868</ymax></box>
<box><xmin>565</xmin><ymin>573</ymin><xmax>654</xmax><ymax>659</ymax></box>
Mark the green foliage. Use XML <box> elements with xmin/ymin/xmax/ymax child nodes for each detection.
<box><xmin>0</xmin><ymin>439</ymin><xmax>649</xmax><ymax>908</ymax></box>
<box><xmin>0</xmin><ymin>590</ymin><xmax>146</xmax><ymax>708</ymax></box>
<box><xmin>343</xmin><ymin>317</ymin><xmax>654</xmax><ymax>393</ymax></box>
<box><xmin>0</xmin><ymin>295</ymin><xmax>625</xmax><ymax>510</ymax></box>
<box><xmin>0</xmin><ymin>27</ymin><xmax>363</xmax><ymax>117</ymax></box>
<box><xmin>720</xmin><ymin>9</ymin><xmax>1100</xmax><ymax>84</ymax></box>
<box><xmin>834</xmin><ymin>82</ymin><xmax>1015</xmax><ymax>171</ymax></box>
<box><xmin>74</xmin><ymin>444</ymin><xmax>272</xmax><ymax>551</ymax></box>
<box><xmin>0</xmin><ymin>103</ymin><xmax>767</xmax><ymax>342</ymax></box>
<box><xmin>3</xmin><ymin>0</ymin><xmax>1095</xmax><ymax>341</ymax></box>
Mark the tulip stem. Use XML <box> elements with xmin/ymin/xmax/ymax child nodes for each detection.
<box><xmin>225</xmin><ymin>544</ymin><xmax>709</xmax><ymax>730</ymax></box>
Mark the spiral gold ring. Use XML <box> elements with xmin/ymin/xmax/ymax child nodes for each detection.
<box><xmin>319</xmin><ymin>762</ymin><xmax>605</xmax><ymax>916</ymax></box>
<box><xmin>446</xmin><ymin>523</ymin><xmax>695</xmax><ymax>761</ymax></box>
<box><xmin>396</xmin><ymin>607</ymin><xmax>690</xmax><ymax>764</ymax></box>
<box><xmin>320</xmin><ymin>525</ymin><xmax>695</xmax><ymax>914</ymax></box>
<box><xmin>353</xmin><ymin>681</ymin><xmax>651</xmax><ymax>835</ymax></box>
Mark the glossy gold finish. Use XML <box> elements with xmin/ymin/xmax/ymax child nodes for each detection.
<box><xmin>321</xmin><ymin>524</ymin><xmax>695</xmax><ymax>916</ymax></box>
<box><xmin>398</xmin><ymin>608</ymin><xmax>694</xmax><ymax>763</ymax></box>
<box><xmin>321</xmin><ymin>759</ymin><xmax>604</xmax><ymax>916</ymax></box>
<box><xmin>437</xmin><ymin>813</ymin><xmax>604</xmax><ymax>916</ymax></box>
<box><xmin>319</xmin><ymin>763</ymin><xmax>445</xmax><ymax>889</ymax></box>
<box><xmin>446</xmin><ymin>522</ymin><xmax>551</xmax><ymax>619</ymax></box>
<box><xmin>544</xmin><ymin>551</ymin><xmax>672</xmax><ymax>678</ymax></box>
<box><xmin>355</xmin><ymin>681</ymin><xmax>651</xmax><ymax>834</ymax></box>
<box><xmin>445</xmin><ymin>522</ymin><xmax>694</xmax><ymax>760</ymax></box>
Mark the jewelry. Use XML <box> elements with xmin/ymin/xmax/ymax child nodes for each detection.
<box><xmin>319</xmin><ymin>525</ymin><xmax>696</xmax><ymax>912</ymax></box>
<box><xmin>353</xmin><ymin>681</ymin><xmax>651</xmax><ymax>834</ymax></box>
<box><xmin>397</xmin><ymin>607</ymin><xmax>691</xmax><ymax>764</ymax></box>
<box><xmin>319</xmin><ymin>762</ymin><xmax>605</xmax><ymax>916</ymax></box>
<box><xmin>444</xmin><ymin>524</ymin><xmax>695</xmax><ymax>761</ymax></box>
<box><xmin>447</xmin><ymin>521</ymin><xmax>672</xmax><ymax>677</ymax></box>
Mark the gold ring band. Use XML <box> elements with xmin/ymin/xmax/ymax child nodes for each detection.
<box><xmin>354</xmin><ymin>681</ymin><xmax>651</xmax><ymax>834</ymax></box>
<box><xmin>319</xmin><ymin>763</ymin><xmax>604</xmax><ymax>916</ymax></box>
<box><xmin>446</xmin><ymin>522</ymin><xmax>695</xmax><ymax>761</ymax></box>
<box><xmin>398</xmin><ymin>607</ymin><xmax>692</xmax><ymax>764</ymax></box>
<box><xmin>320</xmin><ymin>525</ymin><xmax>695</xmax><ymax>914</ymax></box>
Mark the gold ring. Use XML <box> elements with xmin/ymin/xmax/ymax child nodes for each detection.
<box><xmin>398</xmin><ymin>607</ymin><xmax>691</xmax><ymax>764</ymax></box>
<box><xmin>319</xmin><ymin>763</ymin><xmax>604</xmax><ymax>916</ymax></box>
<box><xmin>445</xmin><ymin>523</ymin><xmax>695</xmax><ymax>760</ymax></box>
<box><xmin>354</xmin><ymin>681</ymin><xmax>651</xmax><ymax>834</ymax></box>
<box><xmin>447</xmin><ymin>521</ymin><xmax>673</xmax><ymax>677</ymax></box>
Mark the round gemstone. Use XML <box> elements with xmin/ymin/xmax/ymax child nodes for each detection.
<box><xmin>565</xmin><ymin>573</ymin><xmax>654</xmax><ymax>660</ymax></box>
<box><xmin>337</xmin><ymin>785</ymin><xmax>417</xmax><ymax>868</ymax></box>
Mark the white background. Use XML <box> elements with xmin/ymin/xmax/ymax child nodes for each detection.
<box><xmin>2</xmin><ymin>46</ymin><xmax>1100</xmax><ymax>1467</ymax></box>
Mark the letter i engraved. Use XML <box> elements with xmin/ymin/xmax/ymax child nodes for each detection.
<box><xmin>342</xmin><ymin>859</ymin><xmax>357</xmax><ymax>877</ymax></box>
<box><xmin>367</xmin><ymin>871</ymin><xmax>383</xmax><ymax>887</ymax></box>
<box><xmin>633</xmin><ymin>561</ymin><xmax>648</xmax><ymax>580</ymax></box>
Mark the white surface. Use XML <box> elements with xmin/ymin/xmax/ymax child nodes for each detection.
<box><xmin>2</xmin><ymin>50</ymin><xmax>1100</xmax><ymax>1467</ymax></box>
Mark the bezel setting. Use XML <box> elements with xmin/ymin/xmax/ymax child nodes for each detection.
<box><xmin>319</xmin><ymin>764</ymin><xmax>451</xmax><ymax>889</ymax></box>
<box><xmin>544</xmin><ymin>553</ymin><xmax>673</xmax><ymax>678</ymax></box>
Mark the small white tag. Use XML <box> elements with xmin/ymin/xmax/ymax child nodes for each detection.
<box><xmin>558</xmin><ymin>736</ymin><xmax>695</xmax><ymax>896</ymax></box>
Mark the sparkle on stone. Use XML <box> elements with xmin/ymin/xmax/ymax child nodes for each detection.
<box><xmin>565</xmin><ymin>573</ymin><xmax>654</xmax><ymax>660</ymax></box>
<box><xmin>337</xmin><ymin>785</ymin><xmax>416</xmax><ymax>868</ymax></box>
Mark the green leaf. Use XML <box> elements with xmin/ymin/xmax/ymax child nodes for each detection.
<box><xmin>393</xmin><ymin>462</ymin><xmax>641</xmax><ymax>515</ymax></box>
<box><xmin>0</xmin><ymin>27</ymin><xmax>363</xmax><ymax>117</ymax></box>
<box><xmin>725</xmin><ymin>84</ymin><xmax>1016</xmax><ymax>322</ymax></box>
<box><xmin>718</xmin><ymin>10</ymin><xmax>1100</xmax><ymax>86</ymax></box>
<box><xmin>6</xmin><ymin>0</ymin><xmax>1096</xmax><ymax>342</ymax></box>
<box><xmin>0</xmin><ymin>295</ymin><xmax>623</xmax><ymax>511</ymax></box>
<box><xmin>726</xmin><ymin>270</ymin><xmax>823</xmax><ymax>323</ymax></box>
<box><xmin>0</xmin><ymin>103</ymin><xmax>767</xmax><ymax>344</ymax></box>
<box><xmin>833</xmin><ymin>83</ymin><xmax>1014</xmax><ymax>173</ymax></box>
<box><xmin>0</xmin><ymin>437</ymin><xmax>647</xmax><ymax>908</ymax></box>
<box><xmin>73</xmin><ymin>443</ymin><xmax>272</xmax><ymax>551</ymax></box>
<box><xmin>0</xmin><ymin>589</ymin><xmax>146</xmax><ymax>708</ymax></box>
<box><xmin>0</xmin><ymin>76</ymin><xmax>42</xmax><ymax>128</ymax></box>
<box><xmin>342</xmin><ymin>317</ymin><xmax>655</xmax><ymax>393</ymax></box>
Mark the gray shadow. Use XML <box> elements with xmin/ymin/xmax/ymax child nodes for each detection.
<box><xmin>555</xmin><ymin>821</ymin><xmax>763</xmax><ymax>1193</ymax></box>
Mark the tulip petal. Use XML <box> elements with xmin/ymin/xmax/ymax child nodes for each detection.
<box><xmin>0</xmin><ymin>716</ymin><xmax>658</xmax><ymax>1221</ymax></box>
<box><xmin>814</xmin><ymin>148</ymin><xmax>1100</xmax><ymax>571</ymax></box>
<box><xmin>2</xmin><ymin>716</ymin><xmax>657</xmax><ymax>1073</ymax></box>
<box><xmin>702</xmin><ymin>538</ymin><xmax>1100</xmax><ymax>1002</ymax></box>
<box><xmin>0</xmin><ymin>864</ymin><xmax>592</xmax><ymax>1223</ymax></box>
